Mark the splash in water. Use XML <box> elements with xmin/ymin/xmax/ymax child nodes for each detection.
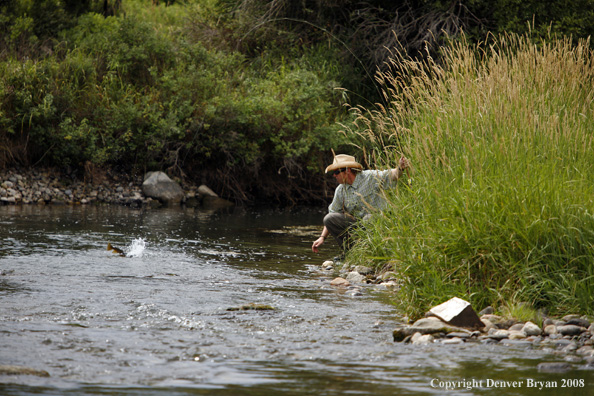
<box><xmin>107</xmin><ymin>238</ymin><xmax>146</xmax><ymax>257</ymax></box>
<box><xmin>126</xmin><ymin>238</ymin><xmax>146</xmax><ymax>257</ymax></box>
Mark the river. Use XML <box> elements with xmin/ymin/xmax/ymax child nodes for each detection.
<box><xmin>1</xmin><ymin>205</ymin><xmax>592</xmax><ymax>395</ymax></box>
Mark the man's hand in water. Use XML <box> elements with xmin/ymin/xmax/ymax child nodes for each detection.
<box><xmin>312</xmin><ymin>236</ymin><xmax>325</xmax><ymax>253</ymax></box>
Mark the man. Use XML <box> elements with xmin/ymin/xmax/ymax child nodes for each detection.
<box><xmin>311</xmin><ymin>153</ymin><xmax>410</xmax><ymax>257</ymax></box>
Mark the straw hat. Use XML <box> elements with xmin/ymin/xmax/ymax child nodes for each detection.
<box><xmin>324</xmin><ymin>154</ymin><xmax>363</xmax><ymax>173</ymax></box>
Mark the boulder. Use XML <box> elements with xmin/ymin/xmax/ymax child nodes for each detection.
<box><xmin>142</xmin><ymin>172</ymin><xmax>184</xmax><ymax>205</ymax></box>
<box><xmin>429</xmin><ymin>297</ymin><xmax>485</xmax><ymax>329</ymax></box>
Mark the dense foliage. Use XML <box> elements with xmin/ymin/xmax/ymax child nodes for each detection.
<box><xmin>346</xmin><ymin>34</ymin><xmax>594</xmax><ymax>318</ymax></box>
<box><xmin>0</xmin><ymin>0</ymin><xmax>350</xmax><ymax>203</ymax></box>
<box><xmin>2</xmin><ymin>0</ymin><xmax>594</xmax><ymax>203</ymax></box>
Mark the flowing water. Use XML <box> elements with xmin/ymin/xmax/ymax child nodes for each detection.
<box><xmin>0</xmin><ymin>205</ymin><xmax>592</xmax><ymax>395</ymax></box>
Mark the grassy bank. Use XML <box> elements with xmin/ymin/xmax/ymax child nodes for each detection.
<box><xmin>345</xmin><ymin>33</ymin><xmax>594</xmax><ymax>319</ymax></box>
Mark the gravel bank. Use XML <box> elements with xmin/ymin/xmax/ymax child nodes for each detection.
<box><xmin>0</xmin><ymin>167</ymin><xmax>200</xmax><ymax>208</ymax></box>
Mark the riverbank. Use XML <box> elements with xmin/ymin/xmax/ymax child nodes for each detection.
<box><xmin>0</xmin><ymin>167</ymin><xmax>202</xmax><ymax>208</ymax></box>
<box><xmin>323</xmin><ymin>260</ymin><xmax>594</xmax><ymax>372</ymax></box>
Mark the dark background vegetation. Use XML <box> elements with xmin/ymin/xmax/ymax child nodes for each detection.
<box><xmin>1</xmin><ymin>0</ymin><xmax>593</xmax><ymax>204</ymax></box>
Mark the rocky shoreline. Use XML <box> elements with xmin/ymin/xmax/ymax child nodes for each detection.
<box><xmin>0</xmin><ymin>167</ymin><xmax>215</xmax><ymax>208</ymax></box>
<box><xmin>323</xmin><ymin>260</ymin><xmax>594</xmax><ymax>373</ymax></box>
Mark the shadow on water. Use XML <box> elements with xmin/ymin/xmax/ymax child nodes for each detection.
<box><xmin>1</xmin><ymin>205</ymin><xmax>593</xmax><ymax>395</ymax></box>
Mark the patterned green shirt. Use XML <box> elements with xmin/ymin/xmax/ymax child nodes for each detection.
<box><xmin>328</xmin><ymin>170</ymin><xmax>395</xmax><ymax>219</ymax></box>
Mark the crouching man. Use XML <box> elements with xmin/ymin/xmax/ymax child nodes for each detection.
<box><xmin>311</xmin><ymin>153</ymin><xmax>410</xmax><ymax>259</ymax></box>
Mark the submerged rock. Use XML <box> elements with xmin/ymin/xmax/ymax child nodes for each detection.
<box><xmin>537</xmin><ymin>362</ymin><xmax>572</xmax><ymax>373</ymax></box>
<box><xmin>226</xmin><ymin>303</ymin><xmax>275</xmax><ymax>311</ymax></box>
<box><xmin>330</xmin><ymin>277</ymin><xmax>350</xmax><ymax>287</ymax></box>
<box><xmin>0</xmin><ymin>365</ymin><xmax>50</xmax><ymax>377</ymax></box>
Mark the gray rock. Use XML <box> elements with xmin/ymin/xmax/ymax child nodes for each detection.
<box><xmin>411</xmin><ymin>332</ymin><xmax>434</xmax><ymax>345</ymax></box>
<box><xmin>346</xmin><ymin>271</ymin><xmax>366</xmax><ymax>284</ymax></box>
<box><xmin>522</xmin><ymin>321</ymin><xmax>542</xmax><ymax>336</ymax></box>
<box><xmin>442</xmin><ymin>337</ymin><xmax>464</xmax><ymax>345</ymax></box>
<box><xmin>561</xmin><ymin>342</ymin><xmax>579</xmax><ymax>354</ymax></box>
<box><xmin>394</xmin><ymin>317</ymin><xmax>471</xmax><ymax>342</ymax></box>
<box><xmin>478</xmin><ymin>306</ymin><xmax>494</xmax><ymax>315</ymax></box>
<box><xmin>577</xmin><ymin>346</ymin><xmax>594</xmax><ymax>357</ymax></box>
<box><xmin>544</xmin><ymin>324</ymin><xmax>558</xmax><ymax>336</ymax></box>
<box><xmin>446</xmin><ymin>332</ymin><xmax>472</xmax><ymax>339</ymax></box>
<box><xmin>541</xmin><ymin>338</ymin><xmax>573</xmax><ymax>347</ymax></box>
<box><xmin>488</xmin><ymin>329</ymin><xmax>510</xmax><ymax>340</ymax></box>
<box><xmin>562</xmin><ymin>314</ymin><xmax>582</xmax><ymax>322</ymax></box>
<box><xmin>353</xmin><ymin>265</ymin><xmax>373</xmax><ymax>275</ymax></box>
<box><xmin>401</xmin><ymin>317</ymin><xmax>472</xmax><ymax>336</ymax></box>
<box><xmin>142</xmin><ymin>172</ymin><xmax>184</xmax><ymax>205</ymax></box>
<box><xmin>500</xmin><ymin>339</ymin><xmax>533</xmax><ymax>347</ymax></box>
<box><xmin>480</xmin><ymin>318</ymin><xmax>496</xmax><ymax>333</ymax></box>
<box><xmin>321</xmin><ymin>260</ymin><xmax>334</xmax><ymax>270</ymax></box>
<box><xmin>557</xmin><ymin>324</ymin><xmax>586</xmax><ymax>336</ymax></box>
<box><xmin>542</xmin><ymin>318</ymin><xmax>555</xmax><ymax>327</ymax></box>
<box><xmin>509</xmin><ymin>330</ymin><xmax>527</xmax><ymax>340</ymax></box>
<box><xmin>379</xmin><ymin>271</ymin><xmax>398</xmax><ymax>281</ymax></box>
<box><xmin>429</xmin><ymin>297</ymin><xmax>485</xmax><ymax>329</ymax></box>
<box><xmin>377</xmin><ymin>280</ymin><xmax>399</xmax><ymax>289</ymax></box>
<box><xmin>566</xmin><ymin>318</ymin><xmax>590</xmax><ymax>328</ymax></box>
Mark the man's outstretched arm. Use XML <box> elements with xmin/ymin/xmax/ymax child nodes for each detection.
<box><xmin>312</xmin><ymin>226</ymin><xmax>330</xmax><ymax>253</ymax></box>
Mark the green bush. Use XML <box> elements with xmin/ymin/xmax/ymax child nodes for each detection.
<box><xmin>0</xmin><ymin>0</ymin><xmax>348</xmax><ymax>202</ymax></box>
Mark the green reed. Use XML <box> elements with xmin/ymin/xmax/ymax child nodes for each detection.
<box><xmin>345</xmin><ymin>34</ymin><xmax>594</xmax><ymax>318</ymax></box>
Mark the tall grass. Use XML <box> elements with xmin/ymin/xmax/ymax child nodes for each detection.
<box><xmin>345</xmin><ymin>33</ymin><xmax>594</xmax><ymax>318</ymax></box>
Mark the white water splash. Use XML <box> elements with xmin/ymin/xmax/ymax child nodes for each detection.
<box><xmin>126</xmin><ymin>238</ymin><xmax>146</xmax><ymax>257</ymax></box>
